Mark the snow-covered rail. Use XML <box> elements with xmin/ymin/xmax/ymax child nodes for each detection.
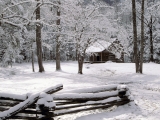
<box><xmin>0</xmin><ymin>84</ymin><xmax>132</xmax><ymax>120</ymax></box>
<box><xmin>0</xmin><ymin>84</ymin><xmax>63</xmax><ymax>120</ymax></box>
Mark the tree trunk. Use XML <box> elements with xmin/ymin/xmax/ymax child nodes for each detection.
<box><xmin>78</xmin><ymin>53</ymin><xmax>84</xmax><ymax>74</ymax></box>
<box><xmin>56</xmin><ymin>1</ymin><xmax>61</xmax><ymax>71</ymax></box>
<box><xmin>43</xmin><ymin>47</ymin><xmax>45</xmax><ymax>61</ymax></box>
<box><xmin>56</xmin><ymin>42</ymin><xmax>61</xmax><ymax>70</ymax></box>
<box><xmin>132</xmin><ymin>0</ymin><xmax>139</xmax><ymax>73</ymax></box>
<box><xmin>149</xmin><ymin>16</ymin><xmax>154</xmax><ymax>62</ymax></box>
<box><xmin>76</xmin><ymin>44</ymin><xmax>78</xmax><ymax>61</ymax></box>
<box><xmin>36</xmin><ymin>0</ymin><xmax>44</xmax><ymax>72</ymax></box>
<box><xmin>140</xmin><ymin>0</ymin><xmax>145</xmax><ymax>73</ymax></box>
<box><xmin>32</xmin><ymin>50</ymin><xmax>35</xmax><ymax>72</ymax></box>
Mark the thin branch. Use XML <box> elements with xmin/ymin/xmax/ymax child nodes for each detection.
<box><xmin>1</xmin><ymin>20</ymin><xmax>21</xmax><ymax>28</ymax></box>
<box><xmin>136</xmin><ymin>10</ymin><xmax>149</xmax><ymax>26</ymax></box>
<box><xmin>3</xmin><ymin>15</ymin><xmax>29</xmax><ymax>22</ymax></box>
<box><xmin>3</xmin><ymin>1</ymin><xmax>31</xmax><ymax>13</ymax></box>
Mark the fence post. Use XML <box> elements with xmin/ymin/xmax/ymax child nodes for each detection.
<box><xmin>36</xmin><ymin>93</ymin><xmax>55</xmax><ymax>120</ymax></box>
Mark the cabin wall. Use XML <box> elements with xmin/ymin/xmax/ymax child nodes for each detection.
<box><xmin>88</xmin><ymin>51</ymin><xmax>123</xmax><ymax>63</ymax></box>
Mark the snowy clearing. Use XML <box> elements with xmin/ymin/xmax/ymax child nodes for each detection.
<box><xmin>0</xmin><ymin>61</ymin><xmax>160</xmax><ymax>120</ymax></box>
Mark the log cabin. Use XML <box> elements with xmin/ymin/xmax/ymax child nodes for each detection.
<box><xmin>85</xmin><ymin>39</ymin><xmax>124</xmax><ymax>63</ymax></box>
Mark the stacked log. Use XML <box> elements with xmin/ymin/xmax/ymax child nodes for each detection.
<box><xmin>0</xmin><ymin>84</ymin><xmax>132</xmax><ymax>120</ymax></box>
<box><xmin>53</xmin><ymin>84</ymin><xmax>131</xmax><ymax>117</ymax></box>
<box><xmin>0</xmin><ymin>84</ymin><xmax>63</xmax><ymax>120</ymax></box>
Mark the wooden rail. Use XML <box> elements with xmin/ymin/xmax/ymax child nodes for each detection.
<box><xmin>0</xmin><ymin>84</ymin><xmax>132</xmax><ymax>120</ymax></box>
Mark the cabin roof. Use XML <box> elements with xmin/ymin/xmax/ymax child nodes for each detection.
<box><xmin>86</xmin><ymin>39</ymin><xmax>116</xmax><ymax>53</ymax></box>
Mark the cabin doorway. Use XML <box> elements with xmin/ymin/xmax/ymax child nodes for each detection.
<box><xmin>97</xmin><ymin>56</ymin><xmax>100</xmax><ymax>61</ymax></box>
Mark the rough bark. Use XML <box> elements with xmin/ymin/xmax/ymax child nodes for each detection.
<box><xmin>36</xmin><ymin>0</ymin><xmax>44</xmax><ymax>72</ymax></box>
<box><xmin>56</xmin><ymin>1</ymin><xmax>61</xmax><ymax>71</ymax></box>
<box><xmin>140</xmin><ymin>0</ymin><xmax>145</xmax><ymax>73</ymax></box>
<box><xmin>132</xmin><ymin>0</ymin><xmax>139</xmax><ymax>73</ymax></box>
<box><xmin>149</xmin><ymin>16</ymin><xmax>154</xmax><ymax>62</ymax></box>
<box><xmin>32</xmin><ymin>50</ymin><xmax>35</xmax><ymax>72</ymax></box>
<box><xmin>56</xmin><ymin>42</ymin><xmax>61</xmax><ymax>71</ymax></box>
<box><xmin>78</xmin><ymin>53</ymin><xmax>84</xmax><ymax>74</ymax></box>
<box><xmin>76</xmin><ymin>46</ymin><xmax>78</xmax><ymax>61</ymax></box>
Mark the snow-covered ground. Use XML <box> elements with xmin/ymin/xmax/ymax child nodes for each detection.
<box><xmin>0</xmin><ymin>61</ymin><xmax>160</xmax><ymax>120</ymax></box>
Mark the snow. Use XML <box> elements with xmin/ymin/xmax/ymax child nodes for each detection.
<box><xmin>0</xmin><ymin>92</ymin><xmax>26</xmax><ymax>100</ymax></box>
<box><xmin>0</xmin><ymin>61</ymin><xmax>160</xmax><ymax>120</ymax></box>
<box><xmin>0</xmin><ymin>84</ymin><xmax>60</xmax><ymax>119</ymax></box>
<box><xmin>86</xmin><ymin>46</ymin><xmax>105</xmax><ymax>53</ymax></box>
<box><xmin>60</xmin><ymin>84</ymin><xmax>117</xmax><ymax>93</ymax></box>
<box><xmin>86</xmin><ymin>40</ymin><xmax>112</xmax><ymax>53</ymax></box>
<box><xmin>85</xmin><ymin>97</ymin><xmax>119</xmax><ymax>105</ymax></box>
<box><xmin>53</xmin><ymin>91</ymin><xmax>119</xmax><ymax>100</ymax></box>
<box><xmin>0</xmin><ymin>92</ymin><xmax>39</xmax><ymax>119</ymax></box>
<box><xmin>36</xmin><ymin>93</ymin><xmax>56</xmax><ymax>110</ymax></box>
<box><xmin>117</xmin><ymin>85</ymin><xmax>128</xmax><ymax>90</ymax></box>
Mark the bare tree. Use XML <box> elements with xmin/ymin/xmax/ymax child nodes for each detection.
<box><xmin>140</xmin><ymin>0</ymin><xmax>145</xmax><ymax>73</ymax></box>
<box><xmin>147</xmin><ymin>0</ymin><xmax>160</xmax><ymax>62</ymax></box>
<box><xmin>35</xmin><ymin>0</ymin><xmax>44</xmax><ymax>72</ymax></box>
<box><xmin>32</xmin><ymin>50</ymin><xmax>35</xmax><ymax>72</ymax></box>
<box><xmin>132</xmin><ymin>0</ymin><xmax>140</xmax><ymax>73</ymax></box>
<box><xmin>56</xmin><ymin>0</ymin><xmax>61</xmax><ymax>71</ymax></box>
<box><xmin>149</xmin><ymin>15</ymin><xmax>154</xmax><ymax>62</ymax></box>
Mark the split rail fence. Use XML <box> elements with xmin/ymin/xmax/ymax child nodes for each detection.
<box><xmin>0</xmin><ymin>84</ymin><xmax>132</xmax><ymax>120</ymax></box>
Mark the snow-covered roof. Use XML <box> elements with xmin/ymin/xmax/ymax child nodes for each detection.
<box><xmin>86</xmin><ymin>39</ymin><xmax>116</xmax><ymax>53</ymax></box>
<box><xmin>86</xmin><ymin>45</ymin><xmax>106</xmax><ymax>53</ymax></box>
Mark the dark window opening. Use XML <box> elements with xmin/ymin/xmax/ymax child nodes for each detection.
<box><xmin>97</xmin><ymin>56</ymin><xmax>100</xmax><ymax>61</ymax></box>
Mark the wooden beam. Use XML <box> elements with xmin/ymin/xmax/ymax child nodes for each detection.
<box><xmin>0</xmin><ymin>84</ymin><xmax>63</xmax><ymax>119</ymax></box>
<box><xmin>62</xmin><ymin>84</ymin><xmax>118</xmax><ymax>93</ymax></box>
<box><xmin>55</xmin><ymin>97</ymin><xmax>129</xmax><ymax>110</ymax></box>
<box><xmin>0</xmin><ymin>84</ymin><xmax>63</xmax><ymax>101</ymax></box>
<box><xmin>54</xmin><ymin>100</ymin><xmax>130</xmax><ymax>116</ymax></box>
<box><xmin>0</xmin><ymin>100</ymin><xmax>19</xmax><ymax>106</ymax></box>
<box><xmin>53</xmin><ymin>90</ymin><xmax>120</xmax><ymax>101</ymax></box>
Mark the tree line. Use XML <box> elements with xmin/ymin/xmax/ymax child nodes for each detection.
<box><xmin>0</xmin><ymin>0</ymin><xmax>160</xmax><ymax>74</ymax></box>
